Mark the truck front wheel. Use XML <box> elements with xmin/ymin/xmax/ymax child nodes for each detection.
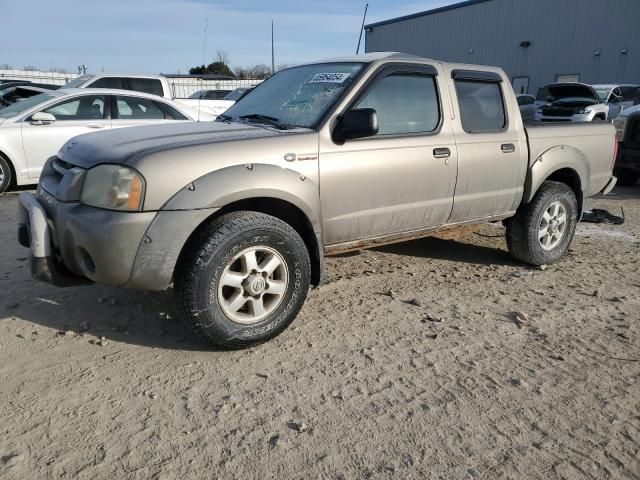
<box><xmin>506</xmin><ymin>181</ymin><xmax>578</xmax><ymax>266</ymax></box>
<box><xmin>175</xmin><ymin>211</ymin><xmax>311</xmax><ymax>349</ymax></box>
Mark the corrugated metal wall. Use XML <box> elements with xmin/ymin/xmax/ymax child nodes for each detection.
<box><xmin>365</xmin><ymin>0</ymin><xmax>640</xmax><ymax>94</ymax></box>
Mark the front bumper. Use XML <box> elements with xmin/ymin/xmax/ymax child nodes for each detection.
<box><xmin>18</xmin><ymin>189</ymin><xmax>220</xmax><ymax>290</ymax></box>
<box><xmin>18</xmin><ymin>190</ymin><xmax>156</xmax><ymax>287</ymax></box>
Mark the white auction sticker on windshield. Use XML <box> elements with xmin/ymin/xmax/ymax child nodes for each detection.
<box><xmin>308</xmin><ymin>73</ymin><xmax>351</xmax><ymax>84</ymax></box>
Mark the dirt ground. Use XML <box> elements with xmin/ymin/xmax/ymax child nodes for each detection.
<box><xmin>0</xmin><ymin>186</ymin><xmax>638</xmax><ymax>480</ymax></box>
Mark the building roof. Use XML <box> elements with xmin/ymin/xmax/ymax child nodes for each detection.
<box><xmin>365</xmin><ymin>0</ymin><xmax>495</xmax><ymax>29</ymax></box>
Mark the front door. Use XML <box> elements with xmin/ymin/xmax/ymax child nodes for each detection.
<box><xmin>21</xmin><ymin>94</ymin><xmax>110</xmax><ymax>178</ymax></box>
<box><xmin>319</xmin><ymin>64</ymin><xmax>458</xmax><ymax>246</ymax></box>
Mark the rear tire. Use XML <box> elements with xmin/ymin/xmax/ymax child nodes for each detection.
<box><xmin>615</xmin><ymin>168</ymin><xmax>640</xmax><ymax>187</ymax></box>
<box><xmin>0</xmin><ymin>156</ymin><xmax>12</xmax><ymax>194</ymax></box>
<box><xmin>175</xmin><ymin>211</ymin><xmax>311</xmax><ymax>349</ymax></box>
<box><xmin>506</xmin><ymin>181</ymin><xmax>578</xmax><ymax>266</ymax></box>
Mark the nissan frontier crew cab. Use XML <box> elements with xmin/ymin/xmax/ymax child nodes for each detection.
<box><xmin>18</xmin><ymin>53</ymin><xmax>617</xmax><ymax>348</ymax></box>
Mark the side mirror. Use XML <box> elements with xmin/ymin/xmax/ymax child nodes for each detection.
<box><xmin>31</xmin><ymin>112</ymin><xmax>56</xmax><ymax>124</ymax></box>
<box><xmin>333</xmin><ymin>108</ymin><xmax>378</xmax><ymax>142</ymax></box>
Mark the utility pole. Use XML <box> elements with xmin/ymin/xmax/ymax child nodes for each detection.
<box><xmin>356</xmin><ymin>3</ymin><xmax>369</xmax><ymax>54</ymax></box>
<box><xmin>271</xmin><ymin>20</ymin><xmax>275</xmax><ymax>74</ymax></box>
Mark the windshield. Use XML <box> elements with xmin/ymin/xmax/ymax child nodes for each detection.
<box><xmin>0</xmin><ymin>93</ymin><xmax>54</xmax><ymax>118</ymax></box>
<box><xmin>222</xmin><ymin>62</ymin><xmax>365</xmax><ymax>129</ymax></box>
<box><xmin>595</xmin><ymin>89</ymin><xmax>610</xmax><ymax>102</ymax></box>
<box><xmin>61</xmin><ymin>74</ymin><xmax>92</xmax><ymax>89</ymax></box>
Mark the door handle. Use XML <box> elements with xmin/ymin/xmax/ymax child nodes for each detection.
<box><xmin>433</xmin><ymin>147</ymin><xmax>451</xmax><ymax>159</ymax></box>
<box><xmin>501</xmin><ymin>143</ymin><xmax>516</xmax><ymax>153</ymax></box>
<box><xmin>86</xmin><ymin>124</ymin><xmax>104</xmax><ymax>129</ymax></box>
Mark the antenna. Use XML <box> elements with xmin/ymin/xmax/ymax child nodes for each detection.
<box><xmin>356</xmin><ymin>3</ymin><xmax>369</xmax><ymax>54</ymax></box>
<box><xmin>271</xmin><ymin>20</ymin><xmax>275</xmax><ymax>75</ymax></box>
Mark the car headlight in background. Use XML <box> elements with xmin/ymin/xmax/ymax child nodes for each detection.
<box><xmin>80</xmin><ymin>165</ymin><xmax>145</xmax><ymax>211</ymax></box>
<box><xmin>577</xmin><ymin>108</ymin><xmax>592</xmax><ymax>115</ymax></box>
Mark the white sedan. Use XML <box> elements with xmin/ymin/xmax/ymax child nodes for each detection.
<box><xmin>0</xmin><ymin>88</ymin><xmax>214</xmax><ymax>192</ymax></box>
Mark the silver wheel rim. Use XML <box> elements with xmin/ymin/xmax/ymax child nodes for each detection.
<box><xmin>0</xmin><ymin>163</ymin><xmax>5</xmax><ymax>184</ymax></box>
<box><xmin>217</xmin><ymin>246</ymin><xmax>288</xmax><ymax>324</ymax></box>
<box><xmin>538</xmin><ymin>201</ymin><xmax>567</xmax><ymax>251</ymax></box>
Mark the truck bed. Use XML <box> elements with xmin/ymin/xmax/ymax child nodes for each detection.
<box><xmin>525</xmin><ymin>122</ymin><xmax>616</xmax><ymax>197</ymax></box>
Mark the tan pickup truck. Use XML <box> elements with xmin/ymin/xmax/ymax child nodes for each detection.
<box><xmin>18</xmin><ymin>52</ymin><xmax>617</xmax><ymax>348</ymax></box>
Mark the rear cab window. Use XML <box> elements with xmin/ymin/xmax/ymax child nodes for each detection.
<box><xmin>453</xmin><ymin>70</ymin><xmax>507</xmax><ymax>133</ymax></box>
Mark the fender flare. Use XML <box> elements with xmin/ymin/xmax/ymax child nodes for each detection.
<box><xmin>524</xmin><ymin>145</ymin><xmax>587</xmax><ymax>204</ymax></box>
<box><xmin>162</xmin><ymin>163</ymin><xmax>322</xmax><ymax>232</ymax></box>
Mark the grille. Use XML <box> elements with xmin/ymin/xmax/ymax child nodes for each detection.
<box><xmin>541</xmin><ymin>108</ymin><xmax>577</xmax><ymax>117</ymax></box>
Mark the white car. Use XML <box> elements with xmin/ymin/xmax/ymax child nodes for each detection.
<box><xmin>592</xmin><ymin>84</ymin><xmax>639</xmax><ymax>117</ymax></box>
<box><xmin>0</xmin><ymin>88</ymin><xmax>213</xmax><ymax>193</ymax></box>
<box><xmin>174</xmin><ymin>87</ymin><xmax>255</xmax><ymax>117</ymax></box>
<box><xmin>61</xmin><ymin>73</ymin><xmax>257</xmax><ymax>119</ymax></box>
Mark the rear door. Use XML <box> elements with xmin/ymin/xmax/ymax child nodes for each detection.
<box><xmin>319</xmin><ymin>63</ymin><xmax>458</xmax><ymax>245</ymax></box>
<box><xmin>20</xmin><ymin>94</ymin><xmax>110</xmax><ymax>178</ymax></box>
<box><xmin>112</xmin><ymin>95</ymin><xmax>188</xmax><ymax>129</ymax></box>
<box><xmin>446</xmin><ymin>69</ymin><xmax>527</xmax><ymax>222</ymax></box>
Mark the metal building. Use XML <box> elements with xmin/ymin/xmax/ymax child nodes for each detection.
<box><xmin>365</xmin><ymin>0</ymin><xmax>639</xmax><ymax>95</ymax></box>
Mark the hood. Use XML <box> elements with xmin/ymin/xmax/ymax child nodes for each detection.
<box><xmin>58</xmin><ymin>121</ymin><xmax>290</xmax><ymax>169</ymax></box>
<box><xmin>546</xmin><ymin>84</ymin><xmax>599</xmax><ymax>103</ymax></box>
<box><xmin>618</xmin><ymin>104</ymin><xmax>640</xmax><ymax>119</ymax></box>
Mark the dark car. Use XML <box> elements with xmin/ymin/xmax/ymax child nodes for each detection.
<box><xmin>613</xmin><ymin>107</ymin><xmax>640</xmax><ymax>186</ymax></box>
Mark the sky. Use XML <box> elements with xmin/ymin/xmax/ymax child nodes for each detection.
<box><xmin>0</xmin><ymin>0</ymin><xmax>456</xmax><ymax>74</ymax></box>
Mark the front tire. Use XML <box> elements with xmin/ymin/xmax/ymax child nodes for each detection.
<box><xmin>0</xmin><ymin>156</ymin><xmax>12</xmax><ymax>194</ymax></box>
<box><xmin>506</xmin><ymin>181</ymin><xmax>578</xmax><ymax>266</ymax></box>
<box><xmin>175</xmin><ymin>211</ymin><xmax>311</xmax><ymax>349</ymax></box>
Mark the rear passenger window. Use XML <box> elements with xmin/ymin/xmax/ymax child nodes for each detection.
<box><xmin>115</xmin><ymin>96</ymin><xmax>165</xmax><ymax>119</ymax></box>
<box><xmin>355</xmin><ymin>73</ymin><xmax>440</xmax><ymax>135</ymax></box>
<box><xmin>455</xmin><ymin>80</ymin><xmax>506</xmax><ymax>133</ymax></box>
<box><xmin>127</xmin><ymin>78</ymin><xmax>164</xmax><ymax>97</ymax></box>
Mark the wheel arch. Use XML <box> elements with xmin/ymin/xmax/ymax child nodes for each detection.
<box><xmin>0</xmin><ymin>149</ymin><xmax>16</xmax><ymax>188</ymax></box>
<box><xmin>524</xmin><ymin>146</ymin><xmax>585</xmax><ymax>213</ymax></box>
<box><xmin>176</xmin><ymin>197</ymin><xmax>324</xmax><ymax>286</ymax></box>
<box><xmin>165</xmin><ymin>164</ymin><xmax>324</xmax><ymax>287</ymax></box>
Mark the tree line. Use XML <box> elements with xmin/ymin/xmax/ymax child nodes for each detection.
<box><xmin>188</xmin><ymin>51</ymin><xmax>288</xmax><ymax>80</ymax></box>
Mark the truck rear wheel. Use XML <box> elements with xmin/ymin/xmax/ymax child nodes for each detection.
<box><xmin>506</xmin><ymin>181</ymin><xmax>578</xmax><ymax>266</ymax></box>
<box><xmin>0</xmin><ymin>156</ymin><xmax>12</xmax><ymax>194</ymax></box>
<box><xmin>175</xmin><ymin>211</ymin><xmax>311</xmax><ymax>349</ymax></box>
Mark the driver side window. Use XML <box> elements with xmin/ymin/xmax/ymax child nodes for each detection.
<box><xmin>43</xmin><ymin>95</ymin><xmax>106</xmax><ymax>121</ymax></box>
<box><xmin>354</xmin><ymin>73</ymin><xmax>440</xmax><ymax>136</ymax></box>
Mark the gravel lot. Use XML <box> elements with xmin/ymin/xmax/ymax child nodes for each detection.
<box><xmin>1</xmin><ymin>186</ymin><xmax>639</xmax><ymax>479</ymax></box>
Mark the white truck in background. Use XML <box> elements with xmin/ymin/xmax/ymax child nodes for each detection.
<box><xmin>61</xmin><ymin>73</ymin><xmax>255</xmax><ymax>119</ymax></box>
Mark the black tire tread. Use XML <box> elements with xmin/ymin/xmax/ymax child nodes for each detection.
<box><xmin>506</xmin><ymin>181</ymin><xmax>578</xmax><ymax>266</ymax></box>
<box><xmin>0</xmin><ymin>155</ymin><xmax>13</xmax><ymax>194</ymax></box>
<box><xmin>175</xmin><ymin>211</ymin><xmax>310</xmax><ymax>349</ymax></box>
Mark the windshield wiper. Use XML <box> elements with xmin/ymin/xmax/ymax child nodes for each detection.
<box><xmin>239</xmin><ymin>113</ymin><xmax>287</xmax><ymax>129</ymax></box>
<box><xmin>216</xmin><ymin>113</ymin><xmax>232</xmax><ymax>122</ymax></box>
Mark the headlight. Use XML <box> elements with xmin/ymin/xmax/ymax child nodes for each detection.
<box><xmin>577</xmin><ymin>108</ymin><xmax>592</xmax><ymax>115</ymax></box>
<box><xmin>80</xmin><ymin>165</ymin><xmax>145</xmax><ymax>211</ymax></box>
